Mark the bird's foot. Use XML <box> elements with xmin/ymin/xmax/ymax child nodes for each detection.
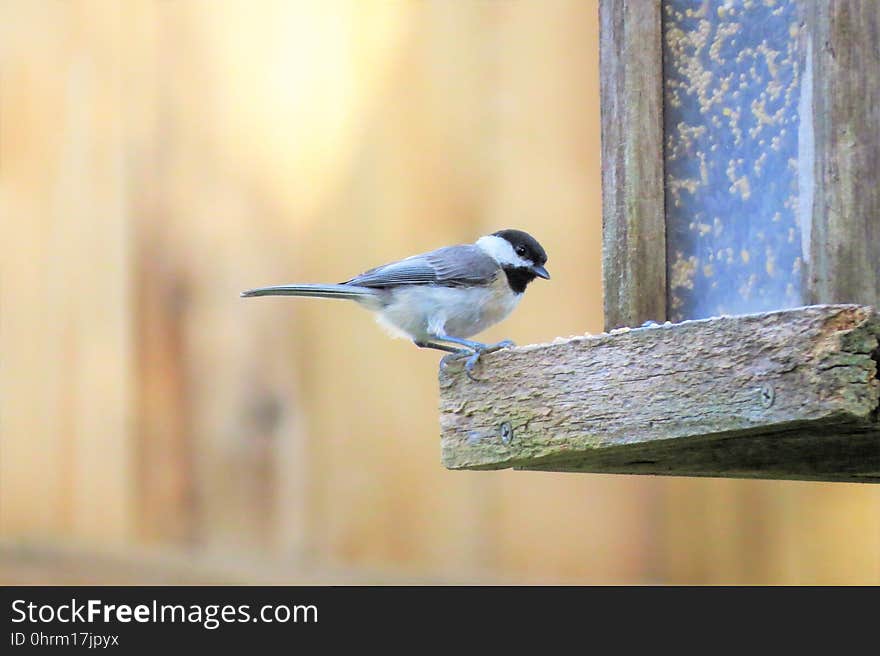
<box><xmin>442</xmin><ymin>340</ymin><xmax>516</xmax><ymax>381</ymax></box>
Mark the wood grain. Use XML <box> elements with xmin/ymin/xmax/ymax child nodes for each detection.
<box><xmin>600</xmin><ymin>0</ymin><xmax>666</xmax><ymax>329</ymax></box>
<box><xmin>805</xmin><ymin>1</ymin><xmax>880</xmax><ymax>309</ymax></box>
<box><xmin>440</xmin><ymin>304</ymin><xmax>880</xmax><ymax>482</ymax></box>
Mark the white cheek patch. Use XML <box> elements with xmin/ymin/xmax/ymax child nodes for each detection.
<box><xmin>475</xmin><ymin>235</ymin><xmax>530</xmax><ymax>268</ymax></box>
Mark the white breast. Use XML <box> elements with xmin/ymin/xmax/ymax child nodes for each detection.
<box><xmin>376</xmin><ymin>274</ymin><xmax>521</xmax><ymax>341</ymax></box>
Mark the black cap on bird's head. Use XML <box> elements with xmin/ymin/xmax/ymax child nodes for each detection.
<box><xmin>492</xmin><ymin>229</ymin><xmax>548</xmax><ymax>271</ymax></box>
<box><xmin>493</xmin><ymin>228</ymin><xmax>549</xmax><ymax>277</ymax></box>
<box><xmin>481</xmin><ymin>228</ymin><xmax>550</xmax><ymax>294</ymax></box>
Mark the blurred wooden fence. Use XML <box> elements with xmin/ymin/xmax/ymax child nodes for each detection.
<box><xmin>1</xmin><ymin>0</ymin><xmax>877</xmax><ymax>584</ymax></box>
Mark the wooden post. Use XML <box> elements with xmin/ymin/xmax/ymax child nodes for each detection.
<box><xmin>805</xmin><ymin>1</ymin><xmax>880</xmax><ymax>308</ymax></box>
<box><xmin>600</xmin><ymin>0</ymin><xmax>666</xmax><ymax>330</ymax></box>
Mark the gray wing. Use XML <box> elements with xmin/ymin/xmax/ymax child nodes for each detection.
<box><xmin>342</xmin><ymin>245</ymin><xmax>499</xmax><ymax>288</ymax></box>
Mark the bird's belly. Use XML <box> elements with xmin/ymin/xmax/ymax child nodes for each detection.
<box><xmin>376</xmin><ymin>279</ymin><xmax>521</xmax><ymax>340</ymax></box>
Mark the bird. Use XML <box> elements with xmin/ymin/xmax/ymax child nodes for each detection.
<box><xmin>241</xmin><ymin>229</ymin><xmax>549</xmax><ymax>379</ymax></box>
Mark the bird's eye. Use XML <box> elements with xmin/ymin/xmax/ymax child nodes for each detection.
<box><xmin>515</xmin><ymin>246</ymin><xmax>526</xmax><ymax>256</ymax></box>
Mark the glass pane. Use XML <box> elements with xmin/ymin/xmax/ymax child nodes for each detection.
<box><xmin>662</xmin><ymin>0</ymin><xmax>808</xmax><ymax>321</ymax></box>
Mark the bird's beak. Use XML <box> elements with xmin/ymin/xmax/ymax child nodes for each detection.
<box><xmin>531</xmin><ymin>264</ymin><xmax>551</xmax><ymax>280</ymax></box>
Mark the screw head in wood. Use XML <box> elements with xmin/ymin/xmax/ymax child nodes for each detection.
<box><xmin>499</xmin><ymin>421</ymin><xmax>514</xmax><ymax>444</ymax></box>
<box><xmin>760</xmin><ymin>384</ymin><xmax>775</xmax><ymax>408</ymax></box>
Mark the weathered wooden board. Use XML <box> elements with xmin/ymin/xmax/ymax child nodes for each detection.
<box><xmin>600</xmin><ymin>0</ymin><xmax>667</xmax><ymax>330</ymax></box>
<box><xmin>439</xmin><ymin>305</ymin><xmax>880</xmax><ymax>482</ymax></box>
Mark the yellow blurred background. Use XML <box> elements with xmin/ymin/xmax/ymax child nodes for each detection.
<box><xmin>1</xmin><ymin>0</ymin><xmax>877</xmax><ymax>584</ymax></box>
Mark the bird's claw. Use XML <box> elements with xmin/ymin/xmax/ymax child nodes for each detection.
<box><xmin>464</xmin><ymin>351</ymin><xmax>482</xmax><ymax>380</ymax></box>
<box><xmin>440</xmin><ymin>349</ymin><xmax>472</xmax><ymax>372</ymax></box>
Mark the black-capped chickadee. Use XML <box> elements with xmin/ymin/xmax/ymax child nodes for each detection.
<box><xmin>241</xmin><ymin>229</ymin><xmax>549</xmax><ymax>378</ymax></box>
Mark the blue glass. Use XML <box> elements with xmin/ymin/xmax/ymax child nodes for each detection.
<box><xmin>663</xmin><ymin>0</ymin><xmax>808</xmax><ymax>321</ymax></box>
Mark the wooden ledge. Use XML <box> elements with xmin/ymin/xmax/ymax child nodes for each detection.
<box><xmin>439</xmin><ymin>305</ymin><xmax>880</xmax><ymax>483</ymax></box>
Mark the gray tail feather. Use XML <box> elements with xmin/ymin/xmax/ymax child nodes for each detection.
<box><xmin>240</xmin><ymin>283</ymin><xmax>378</xmax><ymax>302</ymax></box>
